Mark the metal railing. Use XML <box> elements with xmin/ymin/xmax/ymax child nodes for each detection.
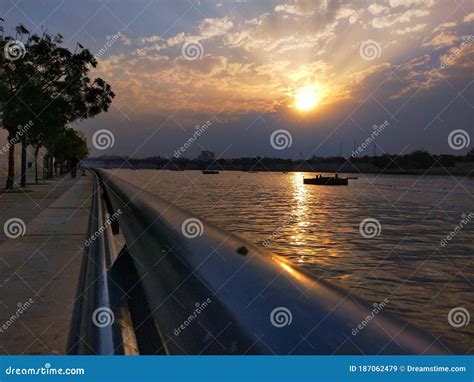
<box><xmin>67</xmin><ymin>175</ymin><xmax>138</xmax><ymax>355</ymax></box>
<box><xmin>68</xmin><ymin>169</ymin><xmax>455</xmax><ymax>355</ymax></box>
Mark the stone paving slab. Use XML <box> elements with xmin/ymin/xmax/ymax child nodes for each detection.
<box><xmin>0</xmin><ymin>175</ymin><xmax>80</xmax><ymax>243</ymax></box>
<box><xmin>0</xmin><ymin>175</ymin><xmax>93</xmax><ymax>354</ymax></box>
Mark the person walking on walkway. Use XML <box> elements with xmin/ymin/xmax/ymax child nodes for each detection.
<box><xmin>70</xmin><ymin>157</ymin><xmax>79</xmax><ymax>179</ymax></box>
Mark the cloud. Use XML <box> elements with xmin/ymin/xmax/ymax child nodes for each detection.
<box><xmin>134</xmin><ymin>44</ymin><xmax>163</xmax><ymax>57</ymax></box>
<box><xmin>422</xmin><ymin>32</ymin><xmax>459</xmax><ymax>48</ymax></box>
<box><xmin>198</xmin><ymin>17</ymin><xmax>233</xmax><ymax>38</ymax></box>
<box><xmin>222</xmin><ymin>0</ymin><xmax>345</xmax><ymax>55</ymax></box>
<box><xmin>394</xmin><ymin>23</ymin><xmax>427</xmax><ymax>35</ymax></box>
<box><xmin>139</xmin><ymin>36</ymin><xmax>163</xmax><ymax>44</ymax></box>
<box><xmin>336</xmin><ymin>7</ymin><xmax>362</xmax><ymax>24</ymax></box>
<box><xmin>389</xmin><ymin>0</ymin><xmax>437</xmax><ymax>8</ymax></box>
<box><xmin>439</xmin><ymin>36</ymin><xmax>474</xmax><ymax>72</ymax></box>
<box><xmin>121</xmin><ymin>34</ymin><xmax>132</xmax><ymax>46</ymax></box>
<box><xmin>275</xmin><ymin>3</ymin><xmax>313</xmax><ymax>17</ymax></box>
<box><xmin>167</xmin><ymin>32</ymin><xmax>186</xmax><ymax>47</ymax></box>
<box><xmin>372</xmin><ymin>9</ymin><xmax>430</xmax><ymax>28</ymax></box>
<box><xmin>464</xmin><ymin>13</ymin><xmax>474</xmax><ymax>23</ymax></box>
<box><xmin>347</xmin><ymin>41</ymin><xmax>473</xmax><ymax>102</ymax></box>
<box><xmin>433</xmin><ymin>22</ymin><xmax>457</xmax><ymax>32</ymax></box>
<box><xmin>274</xmin><ymin>0</ymin><xmax>332</xmax><ymax>17</ymax></box>
<box><xmin>368</xmin><ymin>4</ymin><xmax>388</xmax><ymax>15</ymax></box>
<box><xmin>165</xmin><ymin>17</ymin><xmax>234</xmax><ymax>51</ymax></box>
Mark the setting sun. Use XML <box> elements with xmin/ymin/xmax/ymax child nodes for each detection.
<box><xmin>294</xmin><ymin>87</ymin><xmax>321</xmax><ymax>111</ymax></box>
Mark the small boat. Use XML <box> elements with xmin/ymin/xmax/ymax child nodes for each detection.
<box><xmin>202</xmin><ymin>170</ymin><xmax>219</xmax><ymax>174</ymax></box>
<box><xmin>303</xmin><ymin>174</ymin><xmax>349</xmax><ymax>186</ymax></box>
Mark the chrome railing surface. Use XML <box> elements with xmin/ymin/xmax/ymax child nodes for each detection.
<box><xmin>68</xmin><ymin>169</ymin><xmax>454</xmax><ymax>355</ymax></box>
<box><xmin>67</xmin><ymin>176</ymin><xmax>138</xmax><ymax>355</ymax></box>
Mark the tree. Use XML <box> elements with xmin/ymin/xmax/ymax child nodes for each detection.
<box><xmin>28</xmin><ymin>120</ymin><xmax>59</xmax><ymax>182</ymax></box>
<box><xmin>467</xmin><ymin>148</ymin><xmax>474</xmax><ymax>159</ymax></box>
<box><xmin>0</xmin><ymin>25</ymin><xmax>30</xmax><ymax>189</ymax></box>
<box><xmin>0</xmin><ymin>22</ymin><xmax>114</xmax><ymax>189</ymax></box>
<box><xmin>47</xmin><ymin>127</ymin><xmax>88</xmax><ymax>168</ymax></box>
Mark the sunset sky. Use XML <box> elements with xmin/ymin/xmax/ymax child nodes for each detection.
<box><xmin>2</xmin><ymin>0</ymin><xmax>473</xmax><ymax>158</ymax></box>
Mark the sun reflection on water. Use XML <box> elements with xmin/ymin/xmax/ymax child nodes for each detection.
<box><xmin>290</xmin><ymin>172</ymin><xmax>346</xmax><ymax>265</ymax></box>
<box><xmin>289</xmin><ymin>172</ymin><xmax>312</xmax><ymax>255</ymax></box>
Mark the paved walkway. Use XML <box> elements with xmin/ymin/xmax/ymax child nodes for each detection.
<box><xmin>0</xmin><ymin>174</ymin><xmax>93</xmax><ymax>354</ymax></box>
<box><xmin>0</xmin><ymin>175</ymin><xmax>80</xmax><ymax>243</ymax></box>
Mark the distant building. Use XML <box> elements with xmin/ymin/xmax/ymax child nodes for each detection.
<box><xmin>198</xmin><ymin>150</ymin><xmax>215</xmax><ymax>162</ymax></box>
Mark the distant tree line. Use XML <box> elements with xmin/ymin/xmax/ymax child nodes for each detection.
<box><xmin>0</xmin><ymin>21</ymin><xmax>114</xmax><ymax>189</ymax></box>
<box><xmin>348</xmin><ymin>149</ymin><xmax>474</xmax><ymax>170</ymax></box>
<box><xmin>90</xmin><ymin>148</ymin><xmax>474</xmax><ymax>171</ymax></box>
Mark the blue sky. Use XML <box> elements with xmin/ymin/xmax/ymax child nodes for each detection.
<box><xmin>1</xmin><ymin>0</ymin><xmax>473</xmax><ymax>158</ymax></box>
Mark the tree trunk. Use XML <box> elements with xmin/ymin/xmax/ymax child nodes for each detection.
<box><xmin>20</xmin><ymin>135</ymin><xmax>27</xmax><ymax>188</ymax></box>
<box><xmin>34</xmin><ymin>146</ymin><xmax>40</xmax><ymax>183</ymax></box>
<box><xmin>5</xmin><ymin>138</ymin><xmax>15</xmax><ymax>190</ymax></box>
<box><xmin>49</xmin><ymin>156</ymin><xmax>53</xmax><ymax>178</ymax></box>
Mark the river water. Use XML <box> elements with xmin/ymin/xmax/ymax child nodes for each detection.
<box><xmin>107</xmin><ymin>169</ymin><xmax>473</xmax><ymax>352</ymax></box>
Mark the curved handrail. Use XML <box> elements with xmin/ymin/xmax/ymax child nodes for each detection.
<box><xmin>67</xmin><ymin>175</ymin><xmax>138</xmax><ymax>355</ymax></box>
<box><xmin>96</xmin><ymin>169</ymin><xmax>453</xmax><ymax>355</ymax></box>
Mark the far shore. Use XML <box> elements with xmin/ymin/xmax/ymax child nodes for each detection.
<box><xmin>85</xmin><ymin>160</ymin><xmax>474</xmax><ymax>177</ymax></box>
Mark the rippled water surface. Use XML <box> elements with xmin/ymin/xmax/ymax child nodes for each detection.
<box><xmin>107</xmin><ymin>169</ymin><xmax>474</xmax><ymax>351</ymax></box>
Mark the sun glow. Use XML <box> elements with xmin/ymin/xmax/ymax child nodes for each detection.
<box><xmin>294</xmin><ymin>86</ymin><xmax>321</xmax><ymax>111</ymax></box>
